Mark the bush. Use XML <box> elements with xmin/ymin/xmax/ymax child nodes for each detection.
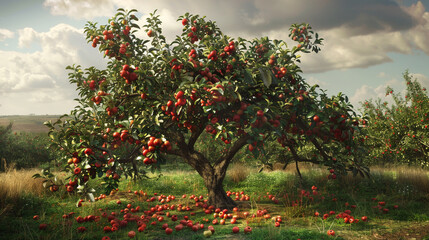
<box><xmin>0</xmin><ymin>124</ymin><xmax>55</xmax><ymax>171</ymax></box>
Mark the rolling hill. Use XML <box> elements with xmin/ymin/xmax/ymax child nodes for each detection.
<box><xmin>0</xmin><ymin>115</ymin><xmax>61</xmax><ymax>133</ymax></box>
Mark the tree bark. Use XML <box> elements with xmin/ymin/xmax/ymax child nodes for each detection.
<box><xmin>203</xmin><ymin>168</ymin><xmax>237</xmax><ymax>209</ymax></box>
<box><xmin>189</xmin><ymin>151</ymin><xmax>237</xmax><ymax>209</ymax></box>
<box><xmin>165</xmin><ymin>130</ymin><xmax>250</xmax><ymax>209</ymax></box>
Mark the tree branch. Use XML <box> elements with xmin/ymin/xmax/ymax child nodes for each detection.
<box><xmin>188</xmin><ymin>116</ymin><xmax>207</xmax><ymax>152</ymax></box>
<box><xmin>164</xmin><ymin>148</ymin><xmax>183</xmax><ymax>157</ymax></box>
<box><xmin>165</xmin><ymin>128</ymin><xmax>215</xmax><ymax>177</ymax></box>
<box><xmin>287</xmin><ymin>144</ymin><xmax>321</xmax><ymax>165</ymax></box>
<box><xmin>309</xmin><ymin>137</ymin><xmax>331</xmax><ymax>162</ymax></box>
<box><xmin>295</xmin><ymin>118</ymin><xmax>331</xmax><ymax>162</ymax></box>
<box><xmin>214</xmin><ymin>133</ymin><xmax>251</xmax><ymax>175</ymax></box>
<box><xmin>93</xmin><ymin>144</ymin><xmax>142</xmax><ymax>165</ymax></box>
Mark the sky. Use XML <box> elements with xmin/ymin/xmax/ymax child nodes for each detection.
<box><xmin>0</xmin><ymin>0</ymin><xmax>429</xmax><ymax>115</ymax></box>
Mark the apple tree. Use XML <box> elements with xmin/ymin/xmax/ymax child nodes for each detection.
<box><xmin>360</xmin><ymin>71</ymin><xmax>429</xmax><ymax>167</ymax></box>
<box><xmin>45</xmin><ymin>9</ymin><xmax>368</xmax><ymax>208</ymax></box>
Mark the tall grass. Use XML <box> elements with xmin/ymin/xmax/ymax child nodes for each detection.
<box><xmin>396</xmin><ymin>166</ymin><xmax>429</xmax><ymax>194</ymax></box>
<box><xmin>368</xmin><ymin>165</ymin><xmax>429</xmax><ymax>200</ymax></box>
<box><xmin>227</xmin><ymin>162</ymin><xmax>252</xmax><ymax>183</ymax></box>
<box><xmin>0</xmin><ymin>168</ymin><xmax>45</xmax><ymax>217</ymax></box>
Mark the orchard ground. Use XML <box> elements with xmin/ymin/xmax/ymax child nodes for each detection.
<box><xmin>1</xmin><ymin>162</ymin><xmax>428</xmax><ymax>240</ymax></box>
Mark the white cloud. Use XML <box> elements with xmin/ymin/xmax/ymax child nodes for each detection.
<box><xmin>43</xmin><ymin>0</ymin><xmax>117</xmax><ymax>19</ymax></box>
<box><xmin>404</xmin><ymin>1</ymin><xmax>429</xmax><ymax>54</ymax></box>
<box><xmin>299</xmin><ymin>27</ymin><xmax>414</xmax><ymax>73</ymax></box>
<box><xmin>306</xmin><ymin>76</ymin><xmax>328</xmax><ymax>88</ymax></box>
<box><xmin>350</xmin><ymin>72</ymin><xmax>429</xmax><ymax>110</ymax></box>
<box><xmin>0</xmin><ymin>23</ymin><xmax>107</xmax><ymax>115</ymax></box>
<box><xmin>412</xmin><ymin>73</ymin><xmax>429</xmax><ymax>89</ymax></box>
<box><xmin>18</xmin><ymin>27</ymin><xmax>38</xmax><ymax>48</ymax></box>
<box><xmin>13</xmin><ymin>73</ymin><xmax>56</xmax><ymax>91</ymax></box>
<box><xmin>0</xmin><ymin>29</ymin><xmax>14</xmax><ymax>41</ymax></box>
<box><xmin>350</xmin><ymin>77</ymin><xmax>403</xmax><ymax>108</ymax></box>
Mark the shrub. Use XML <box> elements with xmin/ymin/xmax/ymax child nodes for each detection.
<box><xmin>0</xmin><ymin>124</ymin><xmax>55</xmax><ymax>171</ymax></box>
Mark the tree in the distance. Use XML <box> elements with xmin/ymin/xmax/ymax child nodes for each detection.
<box><xmin>361</xmin><ymin>71</ymin><xmax>429</xmax><ymax>167</ymax></box>
<box><xmin>44</xmin><ymin>9</ymin><xmax>367</xmax><ymax>209</ymax></box>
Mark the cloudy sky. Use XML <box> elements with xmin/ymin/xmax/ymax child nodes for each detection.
<box><xmin>1</xmin><ymin>0</ymin><xmax>428</xmax><ymax>115</ymax></box>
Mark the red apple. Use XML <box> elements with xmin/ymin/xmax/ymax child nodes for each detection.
<box><xmin>128</xmin><ymin>230</ymin><xmax>136</xmax><ymax>238</ymax></box>
<box><xmin>313</xmin><ymin>115</ymin><xmax>320</xmax><ymax>122</ymax></box>
<box><xmin>147</xmin><ymin>29</ymin><xmax>153</xmax><ymax>37</ymax></box>
<box><xmin>175</xmin><ymin>224</ymin><xmax>183</xmax><ymax>231</ymax></box>
<box><xmin>39</xmin><ymin>223</ymin><xmax>47</xmax><ymax>230</ymax></box>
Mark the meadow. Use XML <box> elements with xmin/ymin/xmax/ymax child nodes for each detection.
<box><xmin>0</xmin><ymin>162</ymin><xmax>428</xmax><ymax>240</ymax></box>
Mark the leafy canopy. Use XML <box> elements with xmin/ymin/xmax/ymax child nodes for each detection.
<box><xmin>44</xmin><ymin>9</ymin><xmax>367</xmax><ymax>194</ymax></box>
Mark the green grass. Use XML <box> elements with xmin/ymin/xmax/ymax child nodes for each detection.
<box><xmin>1</xmin><ymin>166</ymin><xmax>428</xmax><ymax>240</ymax></box>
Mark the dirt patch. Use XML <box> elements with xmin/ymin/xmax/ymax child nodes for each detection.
<box><xmin>373</xmin><ymin>222</ymin><xmax>429</xmax><ymax>240</ymax></box>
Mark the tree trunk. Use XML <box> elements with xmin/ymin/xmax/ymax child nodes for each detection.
<box><xmin>165</xmin><ymin>130</ymin><xmax>249</xmax><ymax>209</ymax></box>
<box><xmin>203</xmin><ymin>170</ymin><xmax>237</xmax><ymax>209</ymax></box>
<box><xmin>181</xmin><ymin>151</ymin><xmax>236</xmax><ymax>209</ymax></box>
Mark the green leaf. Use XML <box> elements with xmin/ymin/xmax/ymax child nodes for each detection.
<box><xmin>235</xmin><ymin>92</ymin><xmax>242</xmax><ymax>101</ymax></box>
<box><xmin>243</xmin><ymin>70</ymin><xmax>253</xmax><ymax>84</ymax></box>
<box><xmin>32</xmin><ymin>173</ymin><xmax>42</xmax><ymax>179</ymax></box>
<box><xmin>44</xmin><ymin>121</ymin><xmax>53</xmax><ymax>128</ymax></box>
<box><xmin>306</xmin><ymin>111</ymin><xmax>316</xmax><ymax>119</ymax></box>
<box><xmin>259</xmin><ymin>68</ymin><xmax>272</xmax><ymax>88</ymax></box>
<box><xmin>215</xmin><ymin>129</ymin><xmax>222</xmax><ymax>139</ymax></box>
<box><xmin>155</xmin><ymin>113</ymin><xmax>160</xmax><ymax>126</ymax></box>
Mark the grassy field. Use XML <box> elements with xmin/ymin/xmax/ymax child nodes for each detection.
<box><xmin>0</xmin><ymin>115</ymin><xmax>60</xmax><ymax>133</ymax></box>
<box><xmin>0</xmin><ymin>163</ymin><xmax>428</xmax><ymax>240</ymax></box>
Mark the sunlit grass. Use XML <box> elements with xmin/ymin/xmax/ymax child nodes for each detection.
<box><xmin>0</xmin><ymin>168</ymin><xmax>45</xmax><ymax>217</ymax></box>
<box><xmin>1</xmin><ymin>163</ymin><xmax>428</xmax><ymax>239</ymax></box>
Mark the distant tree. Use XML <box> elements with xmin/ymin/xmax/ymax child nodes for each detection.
<box><xmin>361</xmin><ymin>71</ymin><xmax>429</xmax><ymax>167</ymax></box>
<box><xmin>0</xmin><ymin>123</ymin><xmax>53</xmax><ymax>171</ymax></box>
